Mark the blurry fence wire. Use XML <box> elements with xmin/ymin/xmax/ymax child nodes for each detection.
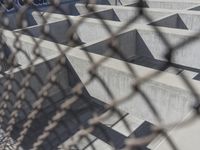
<box><xmin>0</xmin><ymin>0</ymin><xmax>200</xmax><ymax>149</ymax></box>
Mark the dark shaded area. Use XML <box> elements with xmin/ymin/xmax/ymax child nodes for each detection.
<box><xmin>2</xmin><ymin>56</ymin><xmax>156</xmax><ymax>150</ymax></box>
<box><xmin>77</xmin><ymin>0</ymin><xmax>110</xmax><ymax>5</ymax></box>
<box><xmin>36</xmin><ymin>0</ymin><xmax>111</xmax><ymax>16</ymax></box>
<box><xmin>127</xmin><ymin>121</ymin><xmax>154</xmax><ymax>150</ymax></box>
<box><xmin>127</xmin><ymin>1</ymin><xmax>149</xmax><ymax>8</ymax></box>
<box><xmin>83</xmin><ymin>30</ymin><xmax>200</xmax><ymax>81</ymax></box>
<box><xmin>84</xmin><ymin>9</ymin><xmax>120</xmax><ymax>22</ymax></box>
<box><xmin>45</xmin><ymin>3</ymin><xmax>80</xmax><ymax>16</ymax></box>
<box><xmin>189</xmin><ymin>5</ymin><xmax>200</xmax><ymax>11</ymax></box>
<box><xmin>92</xmin><ymin>123</ymin><xmax>127</xmax><ymax>149</ymax></box>
<box><xmin>130</xmin><ymin>121</ymin><xmax>154</xmax><ymax>138</ymax></box>
<box><xmin>0</xmin><ymin>42</ymin><xmax>12</xmax><ymax>72</ymax></box>
<box><xmin>11</xmin><ymin>95</ymin><xmax>107</xmax><ymax>149</ymax></box>
<box><xmin>90</xmin><ymin>121</ymin><xmax>153</xmax><ymax>150</ymax></box>
<box><xmin>150</xmin><ymin>14</ymin><xmax>188</xmax><ymax>30</ymax></box>
<box><xmin>193</xmin><ymin>73</ymin><xmax>200</xmax><ymax>80</ymax></box>
<box><xmin>17</xmin><ymin>19</ymin><xmax>84</xmax><ymax>47</ymax></box>
<box><xmin>4</xmin><ymin>57</ymin><xmax>108</xmax><ymax>149</ymax></box>
<box><xmin>25</xmin><ymin>10</ymin><xmax>38</xmax><ymax>27</ymax></box>
<box><xmin>176</xmin><ymin>15</ymin><xmax>188</xmax><ymax>29</ymax></box>
<box><xmin>135</xmin><ymin>31</ymin><xmax>154</xmax><ymax>59</ymax></box>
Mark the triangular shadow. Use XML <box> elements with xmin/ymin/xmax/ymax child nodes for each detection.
<box><xmin>84</xmin><ymin>9</ymin><xmax>120</xmax><ymax>21</ymax></box>
<box><xmin>131</xmin><ymin>31</ymin><xmax>172</xmax><ymax>71</ymax></box>
<box><xmin>127</xmin><ymin>1</ymin><xmax>149</xmax><ymax>8</ymax></box>
<box><xmin>176</xmin><ymin>14</ymin><xmax>188</xmax><ymax>29</ymax></box>
<box><xmin>150</xmin><ymin>14</ymin><xmax>188</xmax><ymax>30</ymax></box>
<box><xmin>17</xmin><ymin>19</ymin><xmax>84</xmax><ymax>47</ymax></box>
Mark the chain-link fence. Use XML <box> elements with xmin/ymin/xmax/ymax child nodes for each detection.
<box><xmin>0</xmin><ymin>0</ymin><xmax>200</xmax><ymax>149</ymax></box>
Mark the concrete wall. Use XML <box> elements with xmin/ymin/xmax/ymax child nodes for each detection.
<box><xmin>3</xmin><ymin>29</ymin><xmax>197</xmax><ymax>125</ymax></box>
<box><xmin>83</xmin><ymin>9</ymin><xmax>120</xmax><ymax>22</ymax></box>
<box><xmin>135</xmin><ymin>26</ymin><xmax>200</xmax><ymax>69</ymax></box>
<box><xmin>179</xmin><ymin>12</ymin><xmax>200</xmax><ymax>31</ymax></box>
<box><xmin>151</xmin><ymin>14</ymin><xmax>189</xmax><ymax>29</ymax></box>
<box><xmin>145</xmin><ymin>1</ymin><xmax>198</xmax><ymax>10</ymax></box>
<box><xmin>15</xmin><ymin>17</ymin><xmax>121</xmax><ymax>46</ymax></box>
<box><xmin>84</xmin><ymin>26</ymin><xmax>200</xmax><ymax>71</ymax></box>
<box><xmin>150</xmin><ymin>11</ymin><xmax>200</xmax><ymax>31</ymax></box>
<box><xmin>3</xmin><ymin>30</ymin><xmax>59</xmax><ymax>65</ymax></box>
<box><xmin>83</xmin><ymin>5</ymin><xmax>174</xmax><ymax>23</ymax></box>
<box><xmin>128</xmin><ymin>0</ymin><xmax>199</xmax><ymax>10</ymax></box>
<box><xmin>113</xmin><ymin>7</ymin><xmax>171</xmax><ymax>23</ymax></box>
<box><xmin>66</xmin><ymin>46</ymin><xmax>198</xmax><ymax>125</ymax></box>
<box><xmin>84</xmin><ymin>30</ymin><xmax>137</xmax><ymax>60</ymax></box>
<box><xmin>35</xmin><ymin>3</ymin><xmax>100</xmax><ymax>15</ymax></box>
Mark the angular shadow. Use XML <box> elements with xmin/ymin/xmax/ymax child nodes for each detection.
<box><xmin>189</xmin><ymin>5</ymin><xmax>200</xmax><ymax>11</ymax></box>
<box><xmin>193</xmin><ymin>73</ymin><xmax>200</xmax><ymax>81</ymax></box>
<box><xmin>90</xmin><ymin>121</ymin><xmax>153</xmax><ymax>150</ymax></box>
<box><xmin>36</xmin><ymin>2</ymin><xmax>80</xmax><ymax>16</ymax></box>
<box><xmin>135</xmin><ymin>31</ymin><xmax>154</xmax><ymax>59</ymax></box>
<box><xmin>84</xmin><ymin>9</ymin><xmax>120</xmax><ymax>22</ymax></box>
<box><xmin>78</xmin><ymin>0</ymin><xmax>110</xmax><ymax>5</ymax></box>
<box><xmin>127</xmin><ymin>1</ymin><xmax>149</xmax><ymax>8</ymax></box>
<box><xmin>150</xmin><ymin>14</ymin><xmax>188</xmax><ymax>30</ymax></box>
<box><xmin>17</xmin><ymin>20</ymin><xmax>84</xmax><ymax>47</ymax></box>
<box><xmin>177</xmin><ymin>14</ymin><xmax>188</xmax><ymax>29</ymax></box>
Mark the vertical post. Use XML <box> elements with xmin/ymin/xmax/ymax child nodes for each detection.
<box><xmin>115</xmin><ymin>0</ymin><xmax>117</xmax><ymax>5</ymax></box>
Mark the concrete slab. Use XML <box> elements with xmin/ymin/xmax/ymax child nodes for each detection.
<box><xmin>3</xmin><ymin>28</ymin><xmax>198</xmax><ymax>126</ymax></box>
<box><xmin>150</xmin><ymin>11</ymin><xmax>200</xmax><ymax>31</ymax></box>
<box><xmin>14</xmin><ymin>17</ymin><xmax>120</xmax><ymax>46</ymax></box>
<box><xmin>64</xmin><ymin>45</ymin><xmax>199</xmax><ymax>125</ymax></box>
<box><xmin>127</xmin><ymin>0</ymin><xmax>200</xmax><ymax>10</ymax></box>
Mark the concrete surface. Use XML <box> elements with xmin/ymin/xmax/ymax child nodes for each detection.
<box><xmin>2</xmin><ymin>1</ymin><xmax>200</xmax><ymax>149</ymax></box>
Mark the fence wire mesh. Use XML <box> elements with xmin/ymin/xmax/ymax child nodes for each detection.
<box><xmin>0</xmin><ymin>0</ymin><xmax>200</xmax><ymax>149</ymax></box>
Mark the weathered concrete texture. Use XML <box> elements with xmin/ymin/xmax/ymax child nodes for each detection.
<box><xmin>2</xmin><ymin>1</ymin><xmax>200</xmax><ymax>149</ymax></box>
<box><xmin>84</xmin><ymin>5</ymin><xmax>173</xmax><ymax>23</ymax></box>
<box><xmin>150</xmin><ymin>11</ymin><xmax>200</xmax><ymax>31</ymax></box>
<box><xmin>134</xmin><ymin>26</ymin><xmax>200</xmax><ymax>69</ymax></box>
<box><xmin>81</xmin><ymin>24</ymin><xmax>200</xmax><ymax>74</ymax></box>
<box><xmin>3</xmin><ymin>2</ymin><xmax>200</xmax><ymax>124</ymax></box>
<box><xmin>3</xmin><ymin>30</ymin><xmax>199</xmax><ymax>148</ymax></box>
<box><xmin>65</xmin><ymin>47</ymin><xmax>197</xmax><ymax>125</ymax></box>
<box><xmin>4</xmin><ymin>19</ymin><xmax>200</xmax><ymax>126</ymax></box>
<box><xmin>35</xmin><ymin>4</ymin><xmax>175</xmax><ymax>23</ymax></box>
<box><xmin>0</xmin><ymin>55</ymin><xmax>70</xmax><ymax>123</ymax></box>
<box><xmin>83</xmin><ymin>9</ymin><xmax>121</xmax><ymax>22</ymax></box>
<box><xmin>32</xmin><ymin>3</ymin><xmax>107</xmax><ymax>17</ymax></box>
<box><xmin>127</xmin><ymin>0</ymin><xmax>200</xmax><ymax>10</ymax></box>
<box><xmin>151</xmin><ymin>112</ymin><xmax>200</xmax><ymax>150</ymax></box>
<box><xmin>15</xmin><ymin>17</ymin><xmax>120</xmax><ymax>46</ymax></box>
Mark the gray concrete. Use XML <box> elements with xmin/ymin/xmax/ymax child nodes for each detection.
<box><xmin>150</xmin><ymin>10</ymin><xmax>200</xmax><ymax>31</ymax></box>
<box><xmin>5</xmin><ymin>29</ymin><xmax>195</xmax><ymax>125</ymax></box>
<box><xmin>65</xmin><ymin>46</ymin><xmax>197</xmax><ymax>125</ymax></box>
<box><xmin>3</xmin><ymin>28</ymin><xmax>199</xmax><ymax>148</ymax></box>
<box><xmin>127</xmin><ymin>0</ymin><xmax>200</xmax><ymax>10</ymax></box>
<box><xmin>2</xmin><ymin>1</ymin><xmax>200</xmax><ymax>149</ymax></box>
<box><xmin>15</xmin><ymin>17</ymin><xmax>120</xmax><ymax>46</ymax></box>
